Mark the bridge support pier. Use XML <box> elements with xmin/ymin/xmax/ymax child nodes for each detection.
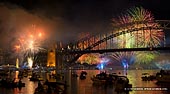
<box><xmin>55</xmin><ymin>52</ymin><xmax>64</xmax><ymax>70</ymax></box>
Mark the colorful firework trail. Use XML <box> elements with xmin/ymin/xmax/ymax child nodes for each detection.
<box><xmin>13</xmin><ymin>24</ymin><xmax>46</xmax><ymax>68</ymax></box>
<box><xmin>111</xmin><ymin>6</ymin><xmax>164</xmax><ymax>65</ymax></box>
<box><xmin>112</xmin><ymin>6</ymin><xmax>164</xmax><ymax>48</ymax></box>
<box><xmin>128</xmin><ymin>6</ymin><xmax>154</xmax><ymax>22</ymax></box>
<box><xmin>111</xmin><ymin>52</ymin><xmax>136</xmax><ymax>65</ymax></box>
<box><xmin>135</xmin><ymin>51</ymin><xmax>158</xmax><ymax>64</ymax></box>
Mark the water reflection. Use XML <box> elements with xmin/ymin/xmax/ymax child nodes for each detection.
<box><xmin>0</xmin><ymin>69</ymin><xmax>170</xmax><ymax>94</ymax></box>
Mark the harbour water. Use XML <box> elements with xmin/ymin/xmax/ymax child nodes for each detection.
<box><xmin>0</xmin><ymin>69</ymin><xmax>170</xmax><ymax>94</ymax></box>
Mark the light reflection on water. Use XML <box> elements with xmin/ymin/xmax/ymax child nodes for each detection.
<box><xmin>0</xmin><ymin>69</ymin><xmax>170</xmax><ymax>94</ymax></box>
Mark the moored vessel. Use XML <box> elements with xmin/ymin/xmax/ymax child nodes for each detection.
<box><xmin>156</xmin><ymin>69</ymin><xmax>170</xmax><ymax>83</ymax></box>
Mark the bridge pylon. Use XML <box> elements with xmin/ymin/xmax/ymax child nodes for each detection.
<box><xmin>47</xmin><ymin>42</ymin><xmax>65</xmax><ymax>70</ymax></box>
<box><xmin>47</xmin><ymin>45</ymin><xmax>56</xmax><ymax>67</ymax></box>
<box><xmin>55</xmin><ymin>42</ymin><xmax>65</xmax><ymax>70</ymax></box>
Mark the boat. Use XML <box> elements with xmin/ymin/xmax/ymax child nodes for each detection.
<box><xmin>156</xmin><ymin>69</ymin><xmax>170</xmax><ymax>83</ymax></box>
<box><xmin>29</xmin><ymin>73</ymin><xmax>43</xmax><ymax>81</ymax></box>
<box><xmin>34</xmin><ymin>82</ymin><xmax>66</xmax><ymax>94</ymax></box>
<box><xmin>80</xmin><ymin>71</ymin><xmax>87</xmax><ymax>80</ymax></box>
<box><xmin>29</xmin><ymin>77</ymin><xmax>43</xmax><ymax>81</ymax></box>
<box><xmin>114</xmin><ymin>76</ymin><xmax>132</xmax><ymax>93</ymax></box>
<box><xmin>91</xmin><ymin>71</ymin><xmax>132</xmax><ymax>92</ymax></box>
<box><xmin>80</xmin><ymin>74</ymin><xmax>86</xmax><ymax>80</ymax></box>
<box><xmin>91</xmin><ymin>77</ymin><xmax>106</xmax><ymax>85</ymax></box>
<box><xmin>91</xmin><ymin>72</ymin><xmax>118</xmax><ymax>85</ymax></box>
<box><xmin>141</xmin><ymin>73</ymin><xmax>156</xmax><ymax>81</ymax></box>
<box><xmin>34</xmin><ymin>80</ymin><xmax>67</xmax><ymax>94</ymax></box>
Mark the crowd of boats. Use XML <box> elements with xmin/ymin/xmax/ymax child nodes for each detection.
<box><xmin>33</xmin><ymin>69</ymin><xmax>170</xmax><ymax>93</ymax></box>
<box><xmin>0</xmin><ymin>69</ymin><xmax>170</xmax><ymax>93</ymax></box>
<box><xmin>141</xmin><ymin>69</ymin><xmax>170</xmax><ymax>83</ymax></box>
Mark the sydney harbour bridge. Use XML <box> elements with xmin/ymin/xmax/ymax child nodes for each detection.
<box><xmin>52</xmin><ymin>20</ymin><xmax>170</xmax><ymax>69</ymax></box>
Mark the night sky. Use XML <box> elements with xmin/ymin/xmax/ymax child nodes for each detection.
<box><xmin>0</xmin><ymin>0</ymin><xmax>170</xmax><ymax>49</ymax></box>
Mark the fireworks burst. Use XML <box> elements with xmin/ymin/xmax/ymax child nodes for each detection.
<box><xmin>113</xmin><ymin>6</ymin><xmax>164</xmax><ymax>48</ymax></box>
<box><xmin>77</xmin><ymin>53</ymin><xmax>101</xmax><ymax>65</ymax></box>
<box><xmin>128</xmin><ymin>6</ymin><xmax>154</xmax><ymax>22</ymax></box>
<box><xmin>96</xmin><ymin>57</ymin><xmax>110</xmax><ymax>70</ymax></box>
<box><xmin>13</xmin><ymin>24</ymin><xmax>46</xmax><ymax>68</ymax></box>
<box><xmin>111</xmin><ymin>52</ymin><xmax>136</xmax><ymax>66</ymax></box>
<box><xmin>27</xmin><ymin>57</ymin><xmax>33</xmax><ymax>69</ymax></box>
<box><xmin>111</xmin><ymin>6</ymin><xmax>164</xmax><ymax>65</ymax></box>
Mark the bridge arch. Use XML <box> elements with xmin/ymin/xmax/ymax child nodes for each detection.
<box><xmin>56</xmin><ymin>20</ymin><xmax>170</xmax><ymax>67</ymax></box>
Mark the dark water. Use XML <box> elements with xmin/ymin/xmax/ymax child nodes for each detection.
<box><xmin>0</xmin><ymin>69</ymin><xmax>170</xmax><ymax>94</ymax></box>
